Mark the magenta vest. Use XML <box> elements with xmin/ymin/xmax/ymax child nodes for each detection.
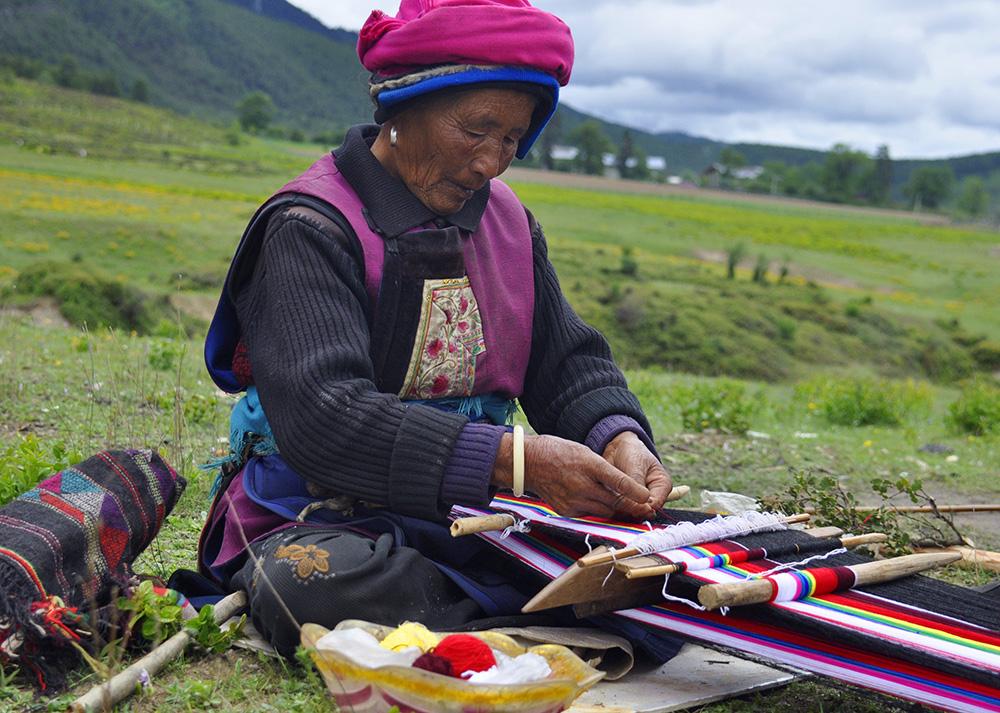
<box><xmin>205</xmin><ymin>153</ymin><xmax>535</xmax><ymax>399</ymax></box>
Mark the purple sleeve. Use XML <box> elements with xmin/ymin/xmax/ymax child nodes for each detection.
<box><xmin>440</xmin><ymin>422</ymin><xmax>506</xmax><ymax>506</ymax></box>
<box><xmin>585</xmin><ymin>415</ymin><xmax>658</xmax><ymax>458</ymax></box>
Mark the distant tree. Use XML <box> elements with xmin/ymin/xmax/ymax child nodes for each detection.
<box><xmin>783</xmin><ymin>161</ymin><xmax>824</xmax><ymax>200</ymax></box>
<box><xmin>130</xmin><ymin>78</ymin><xmax>150</xmax><ymax>103</ymax></box>
<box><xmin>821</xmin><ymin>143</ymin><xmax>872</xmax><ymax>203</ymax></box>
<box><xmin>88</xmin><ymin>71</ymin><xmax>120</xmax><ymax>97</ymax></box>
<box><xmin>54</xmin><ymin>56</ymin><xmax>80</xmax><ymax>89</ymax></box>
<box><xmin>719</xmin><ymin>148</ymin><xmax>746</xmax><ymax>170</ymax></box>
<box><xmin>539</xmin><ymin>110</ymin><xmax>561</xmax><ymax>171</ymax></box>
<box><xmin>904</xmin><ymin>166</ymin><xmax>955</xmax><ymax>210</ymax></box>
<box><xmin>237</xmin><ymin>90</ymin><xmax>274</xmax><ymax>133</ymax></box>
<box><xmin>752</xmin><ymin>254</ymin><xmax>769</xmax><ymax>284</ymax></box>
<box><xmin>956</xmin><ymin>176</ymin><xmax>989</xmax><ymax>218</ymax></box>
<box><xmin>570</xmin><ymin>120</ymin><xmax>612</xmax><ymax>175</ymax></box>
<box><xmin>618</xmin><ymin>129</ymin><xmax>635</xmax><ymax>179</ymax></box>
<box><xmin>726</xmin><ymin>243</ymin><xmax>746</xmax><ymax>280</ymax></box>
<box><xmin>760</xmin><ymin>160</ymin><xmax>787</xmax><ymax>195</ymax></box>
<box><xmin>7</xmin><ymin>55</ymin><xmax>43</xmax><ymax>80</ymax></box>
<box><xmin>871</xmin><ymin>144</ymin><xmax>893</xmax><ymax>205</ymax></box>
<box><xmin>631</xmin><ymin>145</ymin><xmax>650</xmax><ymax>181</ymax></box>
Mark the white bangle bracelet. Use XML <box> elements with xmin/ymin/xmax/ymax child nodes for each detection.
<box><xmin>512</xmin><ymin>424</ymin><xmax>525</xmax><ymax>497</ymax></box>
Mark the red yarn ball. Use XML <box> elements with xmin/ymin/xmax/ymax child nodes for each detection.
<box><xmin>432</xmin><ymin>634</ymin><xmax>496</xmax><ymax>676</ymax></box>
<box><xmin>412</xmin><ymin>652</ymin><xmax>456</xmax><ymax>677</ymax></box>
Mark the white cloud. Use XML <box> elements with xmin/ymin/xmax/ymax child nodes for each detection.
<box><xmin>289</xmin><ymin>0</ymin><xmax>1000</xmax><ymax>157</ymax></box>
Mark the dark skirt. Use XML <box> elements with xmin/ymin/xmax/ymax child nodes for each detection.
<box><xmin>192</xmin><ymin>455</ymin><xmax>683</xmax><ymax>661</ymax></box>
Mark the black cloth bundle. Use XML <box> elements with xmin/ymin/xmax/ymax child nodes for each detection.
<box><xmin>0</xmin><ymin>449</ymin><xmax>185</xmax><ymax>689</ymax></box>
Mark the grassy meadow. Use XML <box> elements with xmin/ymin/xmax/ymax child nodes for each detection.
<box><xmin>1</xmin><ymin>77</ymin><xmax>999</xmax><ymax>710</ymax></box>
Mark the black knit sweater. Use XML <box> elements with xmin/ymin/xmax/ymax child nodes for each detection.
<box><xmin>231</xmin><ymin>127</ymin><xmax>653</xmax><ymax>521</ymax></box>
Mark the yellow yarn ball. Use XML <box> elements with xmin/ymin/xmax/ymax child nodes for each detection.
<box><xmin>379</xmin><ymin>622</ymin><xmax>440</xmax><ymax>653</ymax></box>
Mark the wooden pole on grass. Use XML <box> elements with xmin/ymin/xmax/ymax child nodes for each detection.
<box><xmin>70</xmin><ymin>590</ymin><xmax>247</xmax><ymax>713</ymax></box>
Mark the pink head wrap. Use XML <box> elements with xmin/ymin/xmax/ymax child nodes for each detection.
<box><xmin>358</xmin><ymin>0</ymin><xmax>574</xmax><ymax>85</ymax></box>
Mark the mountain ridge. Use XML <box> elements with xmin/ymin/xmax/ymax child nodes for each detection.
<box><xmin>1</xmin><ymin>0</ymin><xmax>998</xmax><ymax>184</ymax></box>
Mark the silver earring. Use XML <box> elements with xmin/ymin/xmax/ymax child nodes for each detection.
<box><xmin>390</xmin><ymin>126</ymin><xmax>398</xmax><ymax>147</ymax></box>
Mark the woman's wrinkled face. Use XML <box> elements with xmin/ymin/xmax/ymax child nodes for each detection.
<box><xmin>377</xmin><ymin>87</ymin><xmax>537</xmax><ymax>216</ymax></box>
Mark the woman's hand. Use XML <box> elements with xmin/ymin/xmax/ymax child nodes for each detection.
<box><xmin>601</xmin><ymin>431</ymin><xmax>672</xmax><ymax>520</ymax></box>
<box><xmin>491</xmin><ymin>433</ymin><xmax>651</xmax><ymax>519</ymax></box>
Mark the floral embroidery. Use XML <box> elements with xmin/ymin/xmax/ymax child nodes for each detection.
<box><xmin>275</xmin><ymin>543</ymin><xmax>330</xmax><ymax>580</ymax></box>
<box><xmin>400</xmin><ymin>277</ymin><xmax>486</xmax><ymax>399</ymax></box>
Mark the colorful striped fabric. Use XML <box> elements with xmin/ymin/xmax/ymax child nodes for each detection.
<box><xmin>452</xmin><ymin>497</ymin><xmax>1000</xmax><ymax>711</ymax></box>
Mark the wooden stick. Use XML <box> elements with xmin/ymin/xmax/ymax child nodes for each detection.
<box><xmin>450</xmin><ymin>513</ymin><xmax>517</xmax><ymax>537</ymax></box>
<box><xmin>524</xmin><ymin>517</ymin><xmax>822</xmax><ymax>614</ymax></box>
<box><xmin>664</xmin><ymin>484</ymin><xmax>690</xmax><ymax>502</ymax></box>
<box><xmin>70</xmin><ymin>591</ymin><xmax>247</xmax><ymax>713</ymax></box>
<box><xmin>915</xmin><ymin>546</ymin><xmax>1000</xmax><ymax>573</ymax></box>
<box><xmin>450</xmin><ymin>485</ymin><xmax>691</xmax><ymax>537</ymax></box>
<box><xmin>698</xmin><ymin>552</ymin><xmax>961</xmax><ymax>611</ymax></box>
<box><xmin>806</xmin><ymin>503</ymin><xmax>1000</xmax><ymax>514</ymax></box>
<box><xmin>619</xmin><ymin>533</ymin><xmax>887</xmax><ymax>579</ymax></box>
<box><xmin>577</xmin><ymin>513</ymin><xmax>811</xmax><ymax>568</ymax></box>
<box><xmin>802</xmin><ymin>526</ymin><xmax>848</xmax><ymax>539</ymax></box>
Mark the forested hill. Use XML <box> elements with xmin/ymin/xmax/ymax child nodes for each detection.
<box><xmin>220</xmin><ymin>0</ymin><xmax>357</xmax><ymax>45</ymax></box>
<box><xmin>0</xmin><ymin>0</ymin><xmax>370</xmax><ymax>131</ymax></box>
<box><xmin>1</xmin><ymin>0</ymin><xmax>998</xmax><ymax>182</ymax></box>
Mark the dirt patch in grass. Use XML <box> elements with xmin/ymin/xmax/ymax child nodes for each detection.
<box><xmin>0</xmin><ymin>297</ymin><xmax>70</xmax><ymax>328</ymax></box>
<box><xmin>169</xmin><ymin>292</ymin><xmax>218</xmax><ymax>323</ymax></box>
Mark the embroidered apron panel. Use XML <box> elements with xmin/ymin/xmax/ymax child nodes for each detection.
<box><xmin>400</xmin><ymin>276</ymin><xmax>486</xmax><ymax>399</ymax></box>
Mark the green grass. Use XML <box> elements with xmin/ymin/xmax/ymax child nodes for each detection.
<box><xmin>1</xmin><ymin>77</ymin><xmax>998</xmax><ymax>710</ymax></box>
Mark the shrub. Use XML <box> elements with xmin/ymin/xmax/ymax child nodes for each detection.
<box><xmin>674</xmin><ymin>379</ymin><xmax>761</xmax><ymax>434</ymax></box>
<box><xmin>148</xmin><ymin>339</ymin><xmax>184</xmax><ymax>372</ymax></box>
<box><xmin>796</xmin><ymin>376</ymin><xmax>932</xmax><ymax>427</ymax></box>
<box><xmin>13</xmin><ymin>261</ymin><xmax>164</xmax><ymax>333</ymax></box>
<box><xmin>948</xmin><ymin>378</ymin><xmax>1000</xmax><ymax>435</ymax></box>
<box><xmin>0</xmin><ymin>437</ymin><xmax>84</xmax><ymax>506</ymax></box>
<box><xmin>971</xmin><ymin>341</ymin><xmax>1000</xmax><ymax>371</ymax></box>
<box><xmin>919</xmin><ymin>338</ymin><xmax>975</xmax><ymax>382</ymax></box>
<box><xmin>620</xmin><ymin>246</ymin><xmax>638</xmax><ymax>277</ymax></box>
<box><xmin>774</xmin><ymin>316</ymin><xmax>797</xmax><ymax>342</ymax></box>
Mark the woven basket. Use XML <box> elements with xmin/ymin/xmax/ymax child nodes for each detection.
<box><xmin>302</xmin><ymin>620</ymin><xmax>604</xmax><ymax>713</ymax></box>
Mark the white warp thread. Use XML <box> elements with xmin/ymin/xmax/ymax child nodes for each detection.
<box><xmin>744</xmin><ymin>547</ymin><xmax>848</xmax><ymax>580</ymax></box>
<box><xmin>624</xmin><ymin>511</ymin><xmax>790</xmax><ymax>556</ymax></box>
<box><xmin>499</xmin><ymin>518</ymin><xmax>532</xmax><ymax>540</ymax></box>
<box><xmin>659</xmin><ymin>573</ymin><xmax>708</xmax><ymax>611</ymax></box>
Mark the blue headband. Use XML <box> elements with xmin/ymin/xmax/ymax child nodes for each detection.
<box><xmin>374</xmin><ymin>66</ymin><xmax>560</xmax><ymax>159</ymax></box>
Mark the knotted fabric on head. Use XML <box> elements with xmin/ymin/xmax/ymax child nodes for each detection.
<box><xmin>358</xmin><ymin>0</ymin><xmax>575</xmax><ymax>158</ymax></box>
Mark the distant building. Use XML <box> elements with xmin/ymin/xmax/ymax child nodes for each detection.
<box><xmin>731</xmin><ymin>166</ymin><xmax>764</xmax><ymax>181</ymax></box>
<box><xmin>701</xmin><ymin>163</ymin><xmax>726</xmax><ymax>188</ymax></box>
<box><xmin>646</xmin><ymin>156</ymin><xmax>667</xmax><ymax>172</ymax></box>
<box><xmin>550</xmin><ymin>145</ymin><xmax>579</xmax><ymax>162</ymax></box>
<box><xmin>701</xmin><ymin>163</ymin><xmax>764</xmax><ymax>187</ymax></box>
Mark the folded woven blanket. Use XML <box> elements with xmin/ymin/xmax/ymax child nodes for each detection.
<box><xmin>0</xmin><ymin>449</ymin><xmax>185</xmax><ymax>689</ymax></box>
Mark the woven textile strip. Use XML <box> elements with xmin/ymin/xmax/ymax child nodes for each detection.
<box><xmin>0</xmin><ymin>450</ymin><xmax>185</xmax><ymax>688</ymax></box>
<box><xmin>452</xmin><ymin>497</ymin><xmax>1000</xmax><ymax>711</ymax></box>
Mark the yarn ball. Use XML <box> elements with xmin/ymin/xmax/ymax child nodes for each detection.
<box><xmin>433</xmin><ymin>634</ymin><xmax>496</xmax><ymax>676</ymax></box>
<box><xmin>380</xmin><ymin>621</ymin><xmax>440</xmax><ymax>652</ymax></box>
<box><xmin>412</xmin><ymin>652</ymin><xmax>456</xmax><ymax>677</ymax></box>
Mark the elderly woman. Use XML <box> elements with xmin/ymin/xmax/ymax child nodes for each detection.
<box><xmin>200</xmin><ymin>0</ymin><xmax>672</xmax><ymax>656</ymax></box>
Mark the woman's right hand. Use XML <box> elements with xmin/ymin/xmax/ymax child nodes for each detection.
<box><xmin>491</xmin><ymin>433</ymin><xmax>652</xmax><ymax>519</ymax></box>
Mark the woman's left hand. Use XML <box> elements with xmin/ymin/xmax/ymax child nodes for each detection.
<box><xmin>602</xmin><ymin>432</ymin><xmax>672</xmax><ymax>520</ymax></box>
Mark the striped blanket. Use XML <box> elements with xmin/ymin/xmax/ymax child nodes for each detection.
<box><xmin>0</xmin><ymin>450</ymin><xmax>185</xmax><ymax>689</ymax></box>
<box><xmin>453</xmin><ymin>495</ymin><xmax>1000</xmax><ymax>712</ymax></box>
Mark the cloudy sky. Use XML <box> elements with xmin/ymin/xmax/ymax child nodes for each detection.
<box><xmin>290</xmin><ymin>0</ymin><xmax>1000</xmax><ymax>158</ymax></box>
